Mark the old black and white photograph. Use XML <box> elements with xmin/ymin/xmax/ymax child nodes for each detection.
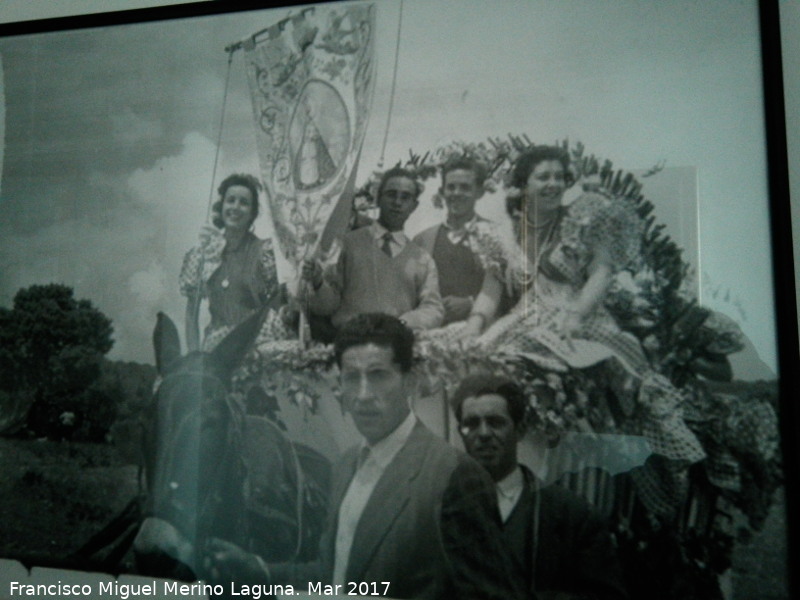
<box><xmin>0</xmin><ymin>1</ymin><xmax>792</xmax><ymax>599</ymax></box>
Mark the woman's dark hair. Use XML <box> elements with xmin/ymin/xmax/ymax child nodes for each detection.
<box><xmin>450</xmin><ymin>373</ymin><xmax>527</xmax><ymax>428</ymax></box>
<box><xmin>334</xmin><ymin>313</ymin><xmax>415</xmax><ymax>373</ymax></box>
<box><xmin>211</xmin><ymin>173</ymin><xmax>263</xmax><ymax>229</ymax></box>
<box><xmin>506</xmin><ymin>146</ymin><xmax>573</xmax><ymax>217</ymax></box>
<box><xmin>377</xmin><ymin>167</ymin><xmax>424</xmax><ymax>200</ymax></box>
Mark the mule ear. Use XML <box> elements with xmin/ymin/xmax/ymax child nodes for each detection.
<box><xmin>207</xmin><ymin>307</ymin><xmax>267</xmax><ymax>381</ymax></box>
<box><xmin>153</xmin><ymin>312</ymin><xmax>182</xmax><ymax>375</ymax></box>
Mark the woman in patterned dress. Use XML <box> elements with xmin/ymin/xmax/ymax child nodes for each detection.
<box><xmin>462</xmin><ymin>146</ymin><xmax>649</xmax><ymax>374</ymax></box>
<box><xmin>180</xmin><ymin>173</ymin><xmax>289</xmax><ymax>352</ymax></box>
<box><xmin>460</xmin><ymin>147</ymin><xmax>704</xmax><ymax>482</ymax></box>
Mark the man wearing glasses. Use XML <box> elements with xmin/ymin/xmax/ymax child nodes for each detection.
<box><xmin>452</xmin><ymin>374</ymin><xmax>629</xmax><ymax>600</ymax></box>
<box><xmin>302</xmin><ymin>167</ymin><xmax>444</xmax><ymax>332</ymax></box>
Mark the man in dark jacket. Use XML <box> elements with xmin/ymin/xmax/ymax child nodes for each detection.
<box><xmin>452</xmin><ymin>374</ymin><xmax>628</xmax><ymax>600</ymax></box>
<box><xmin>206</xmin><ymin>315</ymin><xmax>528</xmax><ymax>600</ymax></box>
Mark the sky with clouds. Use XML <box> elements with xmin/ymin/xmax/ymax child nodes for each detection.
<box><xmin>0</xmin><ymin>0</ymin><xmax>779</xmax><ymax>370</ymax></box>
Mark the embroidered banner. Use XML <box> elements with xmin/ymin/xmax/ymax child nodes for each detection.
<box><xmin>244</xmin><ymin>4</ymin><xmax>376</xmax><ymax>270</ymax></box>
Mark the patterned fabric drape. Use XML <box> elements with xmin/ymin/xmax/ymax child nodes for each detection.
<box><xmin>244</xmin><ymin>4</ymin><xmax>376</xmax><ymax>269</ymax></box>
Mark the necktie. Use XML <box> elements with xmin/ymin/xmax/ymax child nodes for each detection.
<box><xmin>357</xmin><ymin>446</ymin><xmax>371</xmax><ymax>470</ymax></box>
<box><xmin>381</xmin><ymin>232</ymin><xmax>393</xmax><ymax>257</ymax></box>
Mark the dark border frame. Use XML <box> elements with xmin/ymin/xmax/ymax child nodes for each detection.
<box><xmin>0</xmin><ymin>1</ymin><xmax>322</xmax><ymax>37</ymax></box>
<box><xmin>759</xmin><ymin>2</ymin><xmax>799</xmax><ymax>597</ymax></box>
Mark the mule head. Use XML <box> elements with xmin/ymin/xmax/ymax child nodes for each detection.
<box><xmin>136</xmin><ymin>309</ymin><xmax>266</xmax><ymax>578</ymax></box>
<box><xmin>153</xmin><ymin>312</ymin><xmax>182</xmax><ymax>377</ymax></box>
<box><xmin>153</xmin><ymin>307</ymin><xmax>266</xmax><ymax>381</ymax></box>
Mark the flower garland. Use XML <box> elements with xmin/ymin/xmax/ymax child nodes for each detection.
<box><xmin>352</xmin><ymin>139</ymin><xmax>507</xmax><ymax>212</ymax></box>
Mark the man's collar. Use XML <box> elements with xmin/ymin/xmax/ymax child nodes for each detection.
<box><xmin>443</xmin><ymin>214</ymin><xmax>480</xmax><ymax>233</ymax></box>
<box><xmin>361</xmin><ymin>411</ymin><xmax>416</xmax><ymax>470</ymax></box>
<box><xmin>496</xmin><ymin>464</ymin><xmax>524</xmax><ymax>498</ymax></box>
<box><xmin>370</xmin><ymin>221</ymin><xmax>407</xmax><ymax>244</ymax></box>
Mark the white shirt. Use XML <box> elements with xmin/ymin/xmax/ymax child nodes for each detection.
<box><xmin>496</xmin><ymin>465</ymin><xmax>525</xmax><ymax>523</ymax></box>
<box><xmin>370</xmin><ymin>221</ymin><xmax>408</xmax><ymax>257</ymax></box>
<box><xmin>443</xmin><ymin>215</ymin><xmax>480</xmax><ymax>245</ymax></box>
<box><xmin>333</xmin><ymin>412</ymin><xmax>416</xmax><ymax>585</ymax></box>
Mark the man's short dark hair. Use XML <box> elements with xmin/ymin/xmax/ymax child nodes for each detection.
<box><xmin>334</xmin><ymin>313</ymin><xmax>415</xmax><ymax>373</ymax></box>
<box><xmin>450</xmin><ymin>373</ymin><xmax>527</xmax><ymax>427</ymax></box>
<box><xmin>377</xmin><ymin>167</ymin><xmax>424</xmax><ymax>200</ymax></box>
<box><xmin>441</xmin><ymin>156</ymin><xmax>487</xmax><ymax>189</ymax></box>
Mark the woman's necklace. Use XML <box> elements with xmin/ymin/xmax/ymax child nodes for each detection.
<box><xmin>517</xmin><ymin>207</ymin><xmax>561</xmax><ymax>316</ymax></box>
<box><xmin>525</xmin><ymin>210</ymin><xmax>557</xmax><ymax>229</ymax></box>
<box><xmin>526</xmin><ymin>210</ymin><xmax>560</xmax><ymax>244</ymax></box>
<box><xmin>220</xmin><ymin>233</ymin><xmax>247</xmax><ymax>290</ymax></box>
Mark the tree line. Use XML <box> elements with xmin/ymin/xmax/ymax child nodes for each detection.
<box><xmin>0</xmin><ymin>283</ymin><xmax>155</xmax><ymax>444</ymax></box>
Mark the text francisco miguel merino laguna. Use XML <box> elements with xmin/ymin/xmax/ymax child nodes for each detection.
<box><xmin>9</xmin><ymin>580</ymin><xmax>393</xmax><ymax>597</ymax></box>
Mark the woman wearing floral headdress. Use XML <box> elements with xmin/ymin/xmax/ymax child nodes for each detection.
<box><xmin>179</xmin><ymin>173</ymin><xmax>291</xmax><ymax>352</ymax></box>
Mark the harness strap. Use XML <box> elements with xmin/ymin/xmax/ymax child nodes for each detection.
<box><xmin>259</xmin><ymin>415</ymin><xmax>306</xmax><ymax>560</ymax></box>
<box><xmin>73</xmin><ymin>497</ymin><xmax>143</xmax><ymax>560</ymax></box>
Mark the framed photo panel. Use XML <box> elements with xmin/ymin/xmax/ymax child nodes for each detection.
<box><xmin>0</xmin><ymin>1</ymin><xmax>795</xmax><ymax>599</ymax></box>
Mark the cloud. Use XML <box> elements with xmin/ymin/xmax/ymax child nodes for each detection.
<box><xmin>129</xmin><ymin>261</ymin><xmax>167</xmax><ymax>307</ymax></box>
<box><xmin>111</xmin><ymin>107</ymin><xmax>164</xmax><ymax>145</ymax></box>
<box><xmin>127</xmin><ymin>130</ymin><xmax>219</xmax><ymax>260</ymax></box>
<box><xmin>115</xmin><ymin>131</ymin><xmax>222</xmax><ymax>358</ymax></box>
<box><xmin>0</xmin><ymin>207</ymin><xmax>156</xmax><ymax>354</ymax></box>
<box><xmin>0</xmin><ymin>131</ymin><xmax>223</xmax><ymax>362</ymax></box>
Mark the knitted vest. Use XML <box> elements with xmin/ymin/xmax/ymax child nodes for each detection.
<box><xmin>332</xmin><ymin>228</ymin><xmax>428</xmax><ymax>327</ymax></box>
<box><xmin>432</xmin><ymin>227</ymin><xmax>484</xmax><ymax>299</ymax></box>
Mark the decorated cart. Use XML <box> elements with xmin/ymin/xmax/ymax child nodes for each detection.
<box><xmin>231</xmin><ymin>136</ymin><xmax>781</xmax><ymax>599</ymax></box>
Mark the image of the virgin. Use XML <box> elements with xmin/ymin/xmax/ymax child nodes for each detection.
<box><xmin>288</xmin><ymin>80</ymin><xmax>349</xmax><ymax>191</ymax></box>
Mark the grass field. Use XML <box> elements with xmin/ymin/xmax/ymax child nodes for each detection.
<box><xmin>0</xmin><ymin>437</ymin><xmax>138</xmax><ymax>562</ymax></box>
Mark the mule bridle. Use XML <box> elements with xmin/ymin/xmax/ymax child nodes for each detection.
<box><xmin>148</xmin><ymin>367</ymin><xmax>309</xmax><ymax>562</ymax></box>
<box><xmin>149</xmin><ymin>370</ymin><xmax>246</xmax><ymax>551</ymax></box>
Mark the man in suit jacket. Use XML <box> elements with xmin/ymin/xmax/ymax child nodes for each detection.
<box><xmin>206</xmin><ymin>314</ymin><xmax>527</xmax><ymax>600</ymax></box>
<box><xmin>451</xmin><ymin>374</ymin><xmax>629</xmax><ymax>600</ymax></box>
